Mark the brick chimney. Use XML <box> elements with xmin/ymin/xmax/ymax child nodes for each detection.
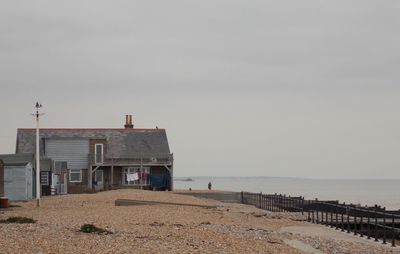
<box><xmin>124</xmin><ymin>115</ymin><xmax>134</xmax><ymax>129</ymax></box>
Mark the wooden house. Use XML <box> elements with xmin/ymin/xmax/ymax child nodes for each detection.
<box><xmin>15</xmin><ymin>115</ymin><xmax>173</xmax><ymax>194</ymax></box>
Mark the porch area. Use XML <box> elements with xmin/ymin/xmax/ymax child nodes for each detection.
<box><xmin>88</xmin><ymin>165</ymin><xmax>172</xmax><ymax>191</ymax></box>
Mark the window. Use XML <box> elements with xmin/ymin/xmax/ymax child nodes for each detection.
<box><xmin>54</xmin><ymin>161</ymin><xmax>68</xmax><ymax>173</ymax></box>
<box><xmin>69</xmin><ymin>169</ymin><xmax>82</xmax><ymax>182</ymax></box>
<box><xmin>122</xmin><ymin>167</ymin><xmax>150</xmax><ymax>185</ymax></box>
<box><xmin>95</xmin><ymin>144</ymin><xmax>103</xmax><ymax>164</ymax></box>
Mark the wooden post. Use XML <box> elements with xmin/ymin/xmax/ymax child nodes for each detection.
<box><xmin>360</xmin><ymin>211</ymin><xmax>363</xmax><ymax>237</ymax></box>
<box><xmin>140</xmin><ymin>155</ymin><xmax>143</xmax><ymax>189</ymax></box>
<box><xmin>383</xmin><ymin>209</ymin><xmax>387</xmax><ymax>244</ymax></box>
<box><xmin>392</xmin><ymin>213</ymin><xmax>396</xmax><ymax>247</ymax></box>
<box><xmin>110</xmin><ymin>158</ymin><xmax>114</xmax><ymax>189</ymax></box>
<box><xmin>341</xmin><ymin>204</ymin><xmax>345</xmax><ymax>231</ymax></box>
<box><xmin>347</xmin><ymin>207</ymin><xmax>350</xmax><ymax>233</ymax></box>
<box><xmin>367</xmin><ymin>209</ymin><xmax>371</xmax><ymax>239</ymax></box>
<box><xmin>374</xmin><ymin>205</ymin><xmax>378</xmax><ymax>242</ymax></box>
<box><xmin>354</xmin><ymin>211</ymin><xmax>357</xmax><ymax>235</ymax></box>
<box><xmin>88</xmin><ymin>165</ymin><xmax>92</xmax><ymax>190</ymax></box>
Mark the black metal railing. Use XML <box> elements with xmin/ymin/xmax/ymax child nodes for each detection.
<box><xmin>241</xmin><ymin>192</ymin><xmax>400</xmax><ymax>247</ymax></box>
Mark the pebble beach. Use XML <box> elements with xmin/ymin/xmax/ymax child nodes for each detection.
<box><xmin>0</xmin><ymin>189</ymin><xmax>399</xmax><ymax>254</ymax></box>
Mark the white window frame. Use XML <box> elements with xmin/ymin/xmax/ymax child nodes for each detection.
<box><xmin>94</xmin><ymin>144</ymin><xmax>104</xmax><ymax>164</ymax></box>
<box><xmin>69</xmin><ymin>169</ymin><xmax>82</xmax><ymax>183</ymax></box>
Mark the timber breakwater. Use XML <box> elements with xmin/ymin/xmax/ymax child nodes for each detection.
<box><xmin>178</xmin><ymin>190</ymin><xmax>400</xmax><ymax>248</ymax></box>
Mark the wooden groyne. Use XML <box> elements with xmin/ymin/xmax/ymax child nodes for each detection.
<box><xmin>241</xmin><ymin>192</ymin><xmax>400</xmax><ymax>247</ymax></box>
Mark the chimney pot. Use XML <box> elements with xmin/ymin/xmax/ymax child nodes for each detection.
<box><xmin>124</xmin><ymin>114</ymin><xmax>134</xmax><ymax>129</ymax></box>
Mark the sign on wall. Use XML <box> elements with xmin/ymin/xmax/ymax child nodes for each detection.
<box><xmin>40</xmin><ymin>171</ymin><xmax>50</xmax><ymax>186</ymax></box>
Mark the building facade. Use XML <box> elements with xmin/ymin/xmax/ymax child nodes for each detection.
<box><xmin>15</xmin><ymin>115</ymin><xmax>173</xmax><ymax>194</ymax></box>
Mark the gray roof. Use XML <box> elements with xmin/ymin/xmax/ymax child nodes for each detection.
<box><xmin>0</xmin><ymin>153</ymin><xmax>34</xmax><ymax>166</ymax></box>
<box><xmin>16</xmin><ymin>128</ymin><xmax>171</xmax><ymax>159</ymax></box>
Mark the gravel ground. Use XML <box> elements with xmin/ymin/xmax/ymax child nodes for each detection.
<box><xmin>1</xmin><ymin>189</ymin><xmax>398</xmax><ymax>254</ymax></box>
<box><xmin>0</xmin><ymin>189</ymin><xmax>300</xmax><ymax>254</ymax></box>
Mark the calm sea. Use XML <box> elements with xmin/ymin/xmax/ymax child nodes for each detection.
<box><xmin>174</xmin><ymin>177</ymin><xmax>400</xmax><ymax>210</ymax></box>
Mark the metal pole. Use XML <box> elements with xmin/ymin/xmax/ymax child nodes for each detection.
<box><xmin>36</xmin><ymin>111</ymin><xmax>40</xmax><ymax>207</ymax></box>
<box><xmin>33</xmin><ymin>102</ymin><xmax>43</xmax><ymax>208</ymax></box>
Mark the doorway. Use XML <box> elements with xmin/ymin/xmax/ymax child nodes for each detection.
<box><xmin>95</xmin><ymin>170</ymin><xmax>104</xmax><ymax>191</ymax></box>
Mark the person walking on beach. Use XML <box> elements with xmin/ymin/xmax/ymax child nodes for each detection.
<box><xmin>208</xmin><ymin>182</ymin><xmax>212</xmax><ymax>190</ymax></box>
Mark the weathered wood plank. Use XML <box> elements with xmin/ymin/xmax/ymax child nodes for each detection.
<box><xmin>115</xmin><ymin>199</ymin><xmax>218</xmax><ymax>209</ymax></box>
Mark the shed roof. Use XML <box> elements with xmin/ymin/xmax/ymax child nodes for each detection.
<box><xmin>0</xmin><ymin>153</ymin><xmax>34</xmax><ymax>166</ymax></box>
<box><xmin>16</xmin><ymin>128</ymin><xmax>171</xmax><ymax>159</ymax></box>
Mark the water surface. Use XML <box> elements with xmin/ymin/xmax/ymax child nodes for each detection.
<box><xmin>174</xmin><ymin>177</ymin><xmax>400</xmax><ymax>210</ymax></box>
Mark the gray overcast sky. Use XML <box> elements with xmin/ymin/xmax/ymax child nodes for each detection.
<box><xmin>1</xmin><ymin>1</ymin><xmax>399</xmax><ymax>178</ymax></box>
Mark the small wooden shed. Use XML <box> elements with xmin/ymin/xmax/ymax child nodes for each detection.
<box><xmin>0</xmin><ymin>154</ymin><xmax>34</xmax><ymax>201</ymax></box>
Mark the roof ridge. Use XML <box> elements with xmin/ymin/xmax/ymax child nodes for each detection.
<box><xmin>17</xmin><ymin>128</ymin><xmax>165</xmax><ymax>131</ymax></box>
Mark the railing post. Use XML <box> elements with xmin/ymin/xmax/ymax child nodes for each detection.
<box><xmin>241</xmin><ymin>191</ymin><xmax>244</xmax><ymax>204</ymax></box>
<box><xmin>301</xmin><ymin>197</ymin><xmax>304</xmax><ymax>215</ymax></box>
